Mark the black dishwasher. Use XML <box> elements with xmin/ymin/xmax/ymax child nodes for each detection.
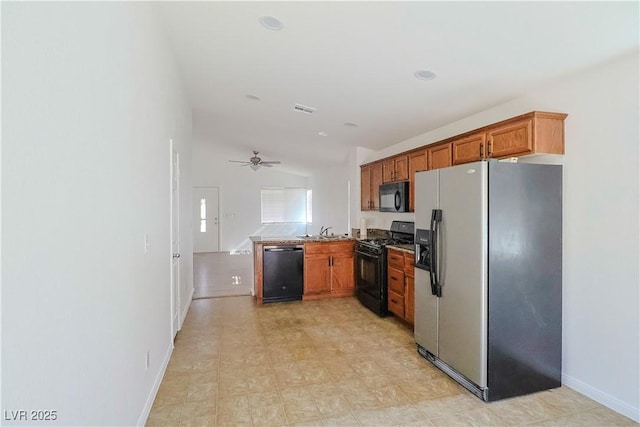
<box><xmin>263</xmin><ymin>245</ymin><xmax>304</xmax><ymax>303</ymax></box>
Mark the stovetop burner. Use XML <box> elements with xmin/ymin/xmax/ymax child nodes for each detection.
<box><xmin>358</xmin><ymin>237</ymin><xmax>411</xmax><ymax>247</ymax></box>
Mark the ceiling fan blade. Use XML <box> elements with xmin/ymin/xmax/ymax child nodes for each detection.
<box><xmin>260</xmin><ymin>161</ymin><xmax>281</xmax><ymax>165</ymax></box>
<box><xmin>261</xmin><ymin>164</ymin><xmax>273</xmax><ymax>167</ymax></box>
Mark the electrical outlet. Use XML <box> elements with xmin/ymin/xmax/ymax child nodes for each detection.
<box><xmin>145</xmin><ymin>350</ymin><xmax>150</xmax><ymax>371</ymax></box>
<box><xmin>144</xmin><ymin>234</ymin><xmax>150</xmax><ymax>254</ymax></box>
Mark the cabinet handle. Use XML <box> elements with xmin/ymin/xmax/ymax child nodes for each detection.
<box><xmin>487</xmin><ymin>140</ymin><xmax>492</xmax><ymax>156</ymax></box>
<box><xmin>479</xmin><ymin>143</ymin><xmax>484</xmax><ymax>158</ymax></box>
<box><xmin>391</xmin><ymin>276</ymin><xmax>399</xmax><ymax>281</ymax></box>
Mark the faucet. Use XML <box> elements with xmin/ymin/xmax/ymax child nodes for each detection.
<box><xmin>320</xmin><ymin>226</ymin><xmax>333</xmax><ymax>237</ymax></box>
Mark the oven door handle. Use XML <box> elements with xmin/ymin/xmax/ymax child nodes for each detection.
<box><xmin>355</xmin><ymin>249</ymin><xmax>380</xmax><ymax>259</ymax></box>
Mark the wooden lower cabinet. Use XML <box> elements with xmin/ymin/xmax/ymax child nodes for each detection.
<box><xmin>387</xmin><ymin>248</ymin><xmax>415</xmax><ymax>325</ymax></box>
<box><xmin>304</xmin><ymin>241</ymin><xmax>355</xmax><ymax>300</ymax></box>
<box><xmin>304</xmin><ymin>254</ymin><xmax>331</xmax><ymax>294</ymax></box>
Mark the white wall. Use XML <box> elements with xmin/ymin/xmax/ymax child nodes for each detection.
<box><xmin>192</xmin><ymin>138</ymin><xmax>350</xmax><ymax>251</ymax></box>
<box><xmin>307</xmin><ymin>163</ymin><xmax>350</xmax><ymax>237</ymax></box>
<box><xmin>353</xmin><ymin>51</ymin><xmax>640</xmax><ymax>421</ymax></box>
<box><xmin>2</xmin><ymin>3</ymin><xmax>193</xmax><ymax>426</ymax></box>
<box><xmin>192</xmin><ymin>138</ymin><xmax>308</xmax><ymax>251</ymax></box>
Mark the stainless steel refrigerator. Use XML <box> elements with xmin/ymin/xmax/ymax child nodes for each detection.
<box><xmin>414</xmin><ymin>160</ymin><xmax>562</xmax><ymax>401</ymax></box>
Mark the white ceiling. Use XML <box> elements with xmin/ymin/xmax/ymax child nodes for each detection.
<box><xmin>156</xmin><ymin>1</ymin><xmax>638</xmax><ymax>175</ymax></box>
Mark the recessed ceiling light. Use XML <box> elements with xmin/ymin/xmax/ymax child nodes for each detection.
<box><xmin>344</xmin><ymin>122</ymin><xmax>359</xmax><ymax>127</ymax></box>
<box><xmin>259</xmin><ymin>16</ymin><xmax>283</xmax><ymax>31</ymax></box>
<box><xmin>246</xmin><ymin>94</ymin><xmax>261</xmax><ymax>101</ymax></box>
<box><xmin>318</xmin><ymin>131</ymin><xmax>328</xmax><ymax>137</ymax></box>
<box><xmin>414</xmin><ymin>69</ymin><xmax>437</xmax><ymax>80</ymax></box>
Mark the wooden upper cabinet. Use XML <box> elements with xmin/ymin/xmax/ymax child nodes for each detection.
<box><xmin>361</xmin><ymin>162</ymin><xmax>383</xmax><ymax>211</ymax></box>
<box><xmin>409</xmin><ymin>150</ymin><xmax>427</xmax><ymax>212</ymax></box>
<box><xmin>452</xmin><ymin>132</ymin><xmax>486</xmax><ymax>165</ymax></box>
<box><xmin>452</xmin><ymin>112</ymin><xmax>567</xmax><ymax>165</ymax></box>
<box><xmin>360</xmin><ymin>166</ymin><xmax>372</xmax><ymax>211</ymax></box>
<box><xmin>395</xmin><ymin>155</ymin><xmax>409</xmax><ymax>181</ymax></box>
<box><xmin>370</xmin><ymin>162</ymin><xmax>382</xmax><ymax>210</ymax></box>
<box><xmin>427</xmin><ymin>143</ymin><xmax>452</xmax><ymax>170</ymax></box>
<box><xmin>487</xmin><ymin>119</ymin><xmax>533</xmax><ymax>158</ymax></box>
<box><xmin>382</xmin><ymin>155</ymin><xmax>409</xmax><ymax>183</ymax></box>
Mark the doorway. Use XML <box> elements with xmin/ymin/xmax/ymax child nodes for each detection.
<box><xmin>193</xmin><ymin>187</ymin><xmax>220</xmax><ymax>253</ymax></box>
<box><xmin>170</xmin><ymin>141</ymin><xmax>181</xmax><ymax>339</ymax></box>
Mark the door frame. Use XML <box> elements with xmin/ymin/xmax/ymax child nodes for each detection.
<box><xmin>170</xmin><ymin>139</ymin><xmax>181</xmax><ymax>340</ymax></box>
<box><xmin>193</xmin><ymin>186</ymin><xmax>220</xmax><ymax>253</ymax></box>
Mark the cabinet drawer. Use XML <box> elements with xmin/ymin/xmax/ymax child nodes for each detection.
<box><xmin>387</xmin><ymin>250</ymin><xmax>404</xmax><ymax>269</ymax></box>
<box><xmin>305</xmin><ymin>242</ymin><xmax>354</xmax><ymax>255</ymax></box>
<box><xmin>388</xmin><ymin>267</ymin><xmax>404</xmax><ymax>295</ymax></box>
<box><xmin>404</xmin><ymin>253</ymin><xmax>415</xmax><ymax>276</ymax></box>
<box><xmin>388</xmin><ymin>291</ymin><xmax>405</xmax><ymax>318</ymax></box>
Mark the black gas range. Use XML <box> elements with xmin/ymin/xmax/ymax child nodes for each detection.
<box><xmin>355</xmin><ymin>221</ymin><xmax>414</xmax><ymax>316</ymax></box>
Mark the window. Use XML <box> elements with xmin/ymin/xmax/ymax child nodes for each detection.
<box><xmin>261</xmin><ymin>188</ymin><xmax>312</xmax><ymax>223</ymax></box>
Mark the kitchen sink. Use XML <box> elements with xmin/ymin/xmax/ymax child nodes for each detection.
<box><xmin>296</xmin><ymin>234</ymin><xmax>351</xmax><ymax>240</ymax></box>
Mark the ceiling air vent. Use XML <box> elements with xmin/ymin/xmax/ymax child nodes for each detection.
<box><xmin>293</xmin><ymin>104</ymin><xmax>317</xmax><ymax>114</ymax></box>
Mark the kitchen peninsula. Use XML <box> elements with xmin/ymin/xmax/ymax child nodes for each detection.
<box><xmin>251</xmin><ymin>236</ymin><xmax>356</xmax><ymax>304</ymax></box>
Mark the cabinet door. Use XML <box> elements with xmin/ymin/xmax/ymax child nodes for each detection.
<box><xmin>487</xmin><ymin>119</ymin><xmax>532</xmax><ymax>158</ymax></box>
<box><xmin>304</xmin><ymin>254</ymin><xmax>330</xmax><ymax>294</ymax></box>
<box><xmin>388</xmin><ymin>291</ymin><xmax>405</xmax><ymax>318</ymax></box>
<box><xmin>360</xmin><ymin>166</ymin><xmax>371</xmax><ymax>210</ymax></box>
<box><xmin>428</xmin><ymin>143</ymin><xmax>452</xmax><ymax>170</ymax></box>
<box><xmin>409</xmin><ymin>150</ymin><xmax>427</xmax><ymax>212</ymax></box>
<box><xmin>382</xmin><ymin>159</ymin><xmax>395</xmax><ymax>183</ymax></box>
<box><xmin>370</xmin><ymin>162</ymin><xmax>383</xmax><ymax>210</ymax></box>
<box><xmin>387</xmin><ymin>250</ymin><xmax>405</xmax><ymax>270</ymax></box>
<box><xmin>388</xmin><ymin>266</ymin><xmax>405</xmax><ymax>296</ymax></box>
<box><xmin>452</xmin><ymin>133</ymin><xmax>486</xmax><ymax>165</ymax></box>
<box><xmin>331</xmin><ymin>253</ymin><xmax>354</xmax><ymax>293</ymax></box>
<box><xmin>405</xmin><ymin>275</ymin><xmax>415</xmax><ymax>325</ymax></box>
<box><xmin>394</xmin><ymin>155</ymin><xmax>409</xmax><ymax>181</ymax></box>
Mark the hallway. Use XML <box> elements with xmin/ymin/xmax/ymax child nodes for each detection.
<box><xmin>193</xmin><ymin>251</ymin><xmax>253</xmax><ymax>299</ymax></box>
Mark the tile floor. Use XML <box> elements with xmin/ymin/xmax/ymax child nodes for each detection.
<box><xmin>193</xmin><ymin>252</ymin><xmax>253</xmax><ymax>299</ymax></box>
<box><xmin>147</xmin><ymin>296</ymin><xmax>637</xmax><ymax>426</ymax></box>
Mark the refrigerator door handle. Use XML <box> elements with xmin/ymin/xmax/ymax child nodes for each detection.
<box><xmin>431</xmin><ymin>209</ymin><xmax>443</xmax><ymax>297</ymax></box>
<box><xmin>429</xmin><ymin>214</ymin><xmax>437</xmax><ymax>296</ymax></box>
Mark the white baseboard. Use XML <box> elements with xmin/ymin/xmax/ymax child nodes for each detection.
<box><xmin>562</xmin><ymin>373</ymin><xmax>640</xmax><ymax>422</ymax></box>
<box><xmin>137</xmin><ymin>342</ymin><xmax>173</xmax><ymax>427</ymax></box>
<box><xmin>180</xmin><ymin>286</ymin><xmax>194</xmax><ymax>329</ymax></box>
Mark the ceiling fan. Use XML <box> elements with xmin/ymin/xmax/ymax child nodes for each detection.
<box><xmin>228</xmin><ymin>150</ymin><xmax>281</xmax><ymax>171</ymax></box>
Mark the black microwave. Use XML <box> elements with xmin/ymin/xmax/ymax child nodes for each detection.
<box><xmin>379</xmin><ymin>182</ymin><xmax>409</xmax><ymax>212</ymax></box>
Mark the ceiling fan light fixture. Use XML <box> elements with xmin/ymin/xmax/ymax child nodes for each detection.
<box><xmin>250</xmin><ymin>164</ymin><xmax>261</xmax><ymax>171</ymax></box>
<box><xmin>259</xmin><ymin>16</ymin><xmax>283</xmax><ymax>31</ymax></box>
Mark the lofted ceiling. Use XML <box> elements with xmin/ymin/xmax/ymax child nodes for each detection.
<box><xmin>156</xmin><ymin>1</ymin><xmax>638</xmax><ymax>175</ymax></box>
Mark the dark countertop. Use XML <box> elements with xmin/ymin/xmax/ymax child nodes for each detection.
<box><xmin>250</xmin><ymin>236</ymin><xmax>356</xmax><ymax>244</ymax></box>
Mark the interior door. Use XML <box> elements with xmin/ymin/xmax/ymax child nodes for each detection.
<box><xmin>437</xmin><ymin>161</ymin><xmax>488</xmax><ymax>388</ymax></box>
<box><xmin>170</xmin><ymin>142</ymin><xmax>181</xmax><ymax>339</ymax></box>
<box><xmin>193</xmin><ymin>187</ymin><xmax>219</xmax><ymax>253</ymax></box>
